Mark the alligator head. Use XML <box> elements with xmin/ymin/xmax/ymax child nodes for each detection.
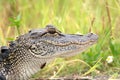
<box><xmin>0</xmin><ymin>25</ymin><xmax>98</xmax><ymax>80</ymax></box>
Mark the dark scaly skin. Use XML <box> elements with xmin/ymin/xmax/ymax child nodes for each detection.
<box><xmin>0</xmin><ymin>25</ymin><xmax>98</xmax><ymax>80</ymax></box>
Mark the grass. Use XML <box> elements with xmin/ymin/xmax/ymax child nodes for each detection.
<box><xmin>0</xmin><ymin>0</ymin><xmax>120</xmax><ymax>79</ymax></box>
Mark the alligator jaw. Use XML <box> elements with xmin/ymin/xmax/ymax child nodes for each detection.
<box><xmin>58</xmin><ymin>33</ymin><xmax>98</xmax><ymax>57</ymax></box>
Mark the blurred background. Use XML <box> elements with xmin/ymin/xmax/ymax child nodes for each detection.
<box><xmin>0</xmin><ymin>0</ymin><xmax>120</xmax><ymax>79</ymax></box>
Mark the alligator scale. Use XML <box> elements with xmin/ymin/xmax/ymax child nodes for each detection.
<box><xmin>0</xmin><ymin>25</ymin><xmax>98</xmax><ymax>80</ymax></box>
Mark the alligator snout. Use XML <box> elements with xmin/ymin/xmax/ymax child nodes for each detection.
<box><xmin>86</xmin><ymin>33</ymin><xmax>98</xmax><ymax>42</ymax></box>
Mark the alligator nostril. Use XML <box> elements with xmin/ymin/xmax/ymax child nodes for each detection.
<box><xmin>90</xmin><ymin>33</ymin><xmax>93</xmax><ymax>35</ymax></box>
<box><xmin>76</xmin><ymin>34</ymin><xmax>83</xmax><ymax>36</ymax></box>
<box><xmin>90</xmin><ymin>34</ymin><xmax>98</xmax><ymax>41</ymax></box>
<box><xmin>87</xmin><ymin>33</ymin><xmax>93</xmax><ymax>37</ymax></box>
<box><xmin>29</xmin><ymin>30</ymin><xmax>32</xmax><ymax>33</ymax></box>
<box><xmin>86</xmin><ymin>33</ymin><xmax>98</xmax><ymax>41</ymax></box>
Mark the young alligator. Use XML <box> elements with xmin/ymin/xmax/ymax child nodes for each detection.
<box><xmin>0</xmin><ymin>25</ymin><xmax>98</xmax><ymax>80</ymax></box>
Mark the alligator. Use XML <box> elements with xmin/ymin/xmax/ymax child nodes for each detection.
<box><xmin>0</xmin><ymin>25</ymin><xmax>98</xmax><ymax>80</ymax></box>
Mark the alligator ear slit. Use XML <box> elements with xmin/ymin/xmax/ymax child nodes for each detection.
<box><xmin>1</xmin><ymin>46</ymin><xmax>9</xmax><ymax>53</ymax></box>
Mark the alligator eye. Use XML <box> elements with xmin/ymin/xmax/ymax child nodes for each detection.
<box><xmin>46</xmin><ymin>25</ymin><xmax>56</xmax><ymax>34</ymax></box>
<box><xmin>48</xmin><ymin>28</ymin><xmax>56</xmax><ymax>34</ymax></box>
<box><xmin>39</xmin><ymin>24</ymin><xmax>64</xmax><ymax>37</ymax></box>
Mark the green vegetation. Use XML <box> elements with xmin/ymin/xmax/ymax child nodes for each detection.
<box><xmin>0</xmin><ymin>0</ymin><xmax>120</xmax><ymax>79</ymax></box>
